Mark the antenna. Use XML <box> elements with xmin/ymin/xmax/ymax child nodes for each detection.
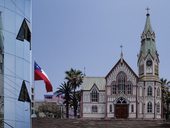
<box><xmin>83</xmin><ymin>67</ymin><xmax>86</xmax><ymax>76</ymax></box>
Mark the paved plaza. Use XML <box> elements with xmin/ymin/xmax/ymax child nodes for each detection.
<box><xmin>32</xmin><ymin>118</ymin><xmax>170</xmax><ymax>128</ymax></box>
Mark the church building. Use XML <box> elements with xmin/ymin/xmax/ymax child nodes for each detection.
<box><xmin>80</xmin><ymin>11</ymin><xmax>162</xmax><ymax>119</ymax></box>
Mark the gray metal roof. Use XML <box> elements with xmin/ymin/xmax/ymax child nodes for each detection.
<box><xmin>81</xmin><ymin>77</ymin><xmax>106</xmax><ymax>91</ymax></box>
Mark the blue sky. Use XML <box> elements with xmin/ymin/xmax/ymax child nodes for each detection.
<box><xmin>32</xmin><ymin>0</ymin><xmax>170</xmax><ymax>100</ymax></box>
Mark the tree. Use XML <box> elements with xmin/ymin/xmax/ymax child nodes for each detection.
<box><xmin>65</xmin><ymin>68</ymin><xmax>83</xmax><ymax>118</ymax></box>
<box><xmin>69</xmin><ymin>90</ymin><xmax>81</xmax><ymax>117</ymax></box>
<box><xmin>38</xmin><ymin>103</ymin><xmax>61</xmax><ymax>118</ymax></box>
<box><xmin>160</xmin><ymin>78</ymin><xmax>170</xmax><ymax>119</ymax></box>
<box><xmin>160</xmin><ymin>78</ymin><xmax>170</xmax><ymax>85</ymax></box>
<box><xmin>75</xmin><ymin>90</ymin><xmax>81</xmax><ymax>117</ymax></box>
<box><xmin>56</xmin><ymin>82</ymin><xmax>72</xmax><ymax>118</ymax></box>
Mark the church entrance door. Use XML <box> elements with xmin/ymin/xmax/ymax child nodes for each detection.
<box><xmin>115</xmin><ymin>104</ymin><xmax>128</xmax><ymax>118</ymax></box>
<box><xmin>114</xmin><ymin>97</ymin><xmax>129</xmax><ymax>119</ymax></box>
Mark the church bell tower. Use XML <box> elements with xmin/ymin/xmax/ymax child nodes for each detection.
<box><xmin>137</xmin><ymin>9</ymin><xmax>161</xmax><ymax>119</ymax></box>
<box><xmin>138</xmin><ymin>9</ymin><xmax>159</xmax><ymax>81</ymax></box>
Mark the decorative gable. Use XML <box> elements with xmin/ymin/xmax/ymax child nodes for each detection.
<box><xmin>105</xmin><ymin>59</ymin><xmax>138</xmax><ymax>86</ymax></box>
<box><xmin>90</xmin><ymin>84</ymin><xmax>99</xmax><ymax>92</ymax></box>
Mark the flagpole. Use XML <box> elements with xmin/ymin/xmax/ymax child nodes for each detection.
<box><xmin>30</xmin><ymin>46</ymin><xmax>33</xmax><ymax>128</ymax></box>
<box><xmin>29</xmin><ymin>1</ymin><xmax>33</xmax><ymax>127</ymax></box>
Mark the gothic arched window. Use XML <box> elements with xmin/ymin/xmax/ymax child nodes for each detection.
<box><xmin>147</xmin><ymin>86</ymin><xmax>152</xmax><ymax>96</ymax></box>
<box><xmin>147</xmin><ymin>102</ymin><xmax>152</xmax><ymax>113</ymax></box>
<box><xmin>157</xmin><ymin>102</ymin><xmax>160</xmax><ymax>113</ymax></box>
<box><xmin>117</xmin><ymin>72</ymin><xmax>126</xmax><ymax>94</ymax></box>
<box><xmin>91</xmin><ymin>88</ymin><xmax>99</xmax><ymax>102</ymax></box>
<box><xmin>157</xmin><ymin>87</ymin><xmax>160</xmax><ymax>97</ymax></box>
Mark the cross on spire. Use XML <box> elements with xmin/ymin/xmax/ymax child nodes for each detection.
<box><xmin>120</xmin><ymin>45</ymin><xmax>123</xmax><ymax>52</ymax></box>
<box><xmin>120</xmin><ymin>45</ymin><xmax>123</xmax><ymax>62</ymax></box>
<box><xmin>146</xmin><ymin>7</ymin><xmax>150</xmax><ymax>14</ymax></box>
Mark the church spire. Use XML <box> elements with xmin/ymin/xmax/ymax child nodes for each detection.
<box><xmin>140</xmin><ymin>8</ymin><xmax>156</xmax><ymax>57</ymax></box>
<box><xmin>143</xmin><ymin>7</ymin><xmax>153</xmax><ymax>33</ymax></box>
<box><xmin>138</xmin><ymin>9</ymin><xmax>159</xmax><ymax>79</ymax></box>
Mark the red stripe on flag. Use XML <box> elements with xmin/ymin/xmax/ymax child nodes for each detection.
<box><xmin>34</xmin><ymin>70</ymin><xmax>53</xmax><ymax>92</ymax></box>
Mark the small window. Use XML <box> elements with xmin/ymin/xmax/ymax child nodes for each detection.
<box><xmin>131</xmin><ymin>104</ymin><xmax>134</xmax><ymax>113</ymax></box>
<box><xmin>109</xmin><ymin>104</ymin><xmax>112</xmax><ymax>112</ymax></box>
<box><xmin>112</xmin><ymin>85</ymin><xmax>116</xmax><ymax>94</ymax></box>
<box><xmin>31</xmin><ymin>87</ymin><xmax>34</xmax><ymax>93</ymax></box>
<box><xmin>31</xmin><ymin>102</ymin><xmax>34</xmax><ymax>108</ymax></box>
<box><xmin>127</xmin><ymin>84</ymin><xmax>132</xmax><ymax>94</ymax></box>
<box><xmin>16</xmin><ymin>18</ymin><xmax>31</xmax><ymax>42</ymax></box>
<box><xmin>18</xmin><ymin>81</ymin><xmax>31</xmax><ymax>102</ymax></box>
<box><xmin>31</xmin><ymin>110</ymin><xmax>34</xmax><ymax>114</ymax></box>
<box><xmin>157</xmin><ymin>102</ymin><xmax>160</xmax><ymax>113</ymax></box>
<box><xmin>31</xmin><ymin>95</ymin><xmax>34</xmax><ymax>100</ymax></box>
<box><xmin>157</xmin><ymin>87</ymin><xmax>160</xmax><ymax>97</ymax></box>
<box><xmin>147</xmin><ymin>102</ymin><xmax>152</xmax><ymax>113</ymax></box>
<box><xmin>147</xmin><ymin>86</ymin><xmax>152</xmax><ymax>96</ymax></box>
<box><xmin>92</xmin><ymin>105</ymin><xmax>98</xmax><ymax>113</ymax></box>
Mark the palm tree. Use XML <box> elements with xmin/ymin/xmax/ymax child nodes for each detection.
<box><xmin>75</xmin><ymin>90</ymin><xmax>82</xmax><ymax>117</ymax></box>
<box><xmin>69</xmin><ymin>90</ymin><xmax>81</xmax><ymax>117</ymax></box>
<box><xmin>56</xmin><ymin>82</ymin><xmax>72</xmax><ymax>118</ymax></box>
<box><xmin>65</xmin><ymin>68</ymin><xmax>83</xmax><ymax>118</ymax></box>
<box><xmin>160</xmin><ymin>78</ymin><xmax>170</xmax><ymax>119</ymax></box>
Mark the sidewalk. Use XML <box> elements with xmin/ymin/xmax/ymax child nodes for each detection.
<box><xmin>32</xmin><ymin>118</ymin><xmax>170</xmax><ymax>128</ymax></box>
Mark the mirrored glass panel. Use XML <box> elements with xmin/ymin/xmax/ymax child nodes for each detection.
<box><xmin>4</xmin><ymin>9</ymin><xmax>15</xmax><ymax>33</ymax></box>
<box><xmin>4</xmin><ymin>32</ymin><xmax>16</xmax><ymax>54</ymax></box>
<box><xmin>16</xmin><ymin>0</ymin><xmax>25</xmax><ymax>16</ymax></box>
<box><xmin>0</xmin><ymin>0</ymin><xmax>4</xmax><ymax>7</ymax></box>
<box><xmin>5</xmin><ymin>0</ymin><xmax>15</xmax><ymax>12</ymax></box>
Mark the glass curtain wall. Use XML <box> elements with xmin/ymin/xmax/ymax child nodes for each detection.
<box><xmin>0</xmin><ymin>0</ymin><xmax>32</xmax><ymax>128</ymax></box>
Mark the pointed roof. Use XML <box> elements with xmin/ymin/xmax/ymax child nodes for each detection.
<box><xmin>143</xmin><ymin>12</ymin><xmax>153</xmax><ymax>33</ymax></box>
<box><xmin>139</xmin><ymin>9</ymin><xmax>157</xmax><ymax>59</ymax></box>
<box><xmin>105</xmin><ymin>58</ymin><xmax>138</xmax><ymax>79</ymax></box>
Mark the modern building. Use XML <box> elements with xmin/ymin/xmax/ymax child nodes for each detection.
<box><xmin>0</xmin><ymin>0</ymin><xmax>32</xmax><ymax>128</ymax></box>
<box><xmin>44</xmin><ymin>94</ymin><xmax>64</xmax><ymax>104</ymax></box>
<box><xmin>34</xmin><ymin>94</ymin><xmax>64</xmax><ymax>118</ymax></box>
<box><xmin>81</xmin><ymin>11</ymin><xmax>162</xmax><ymax>119</ymax></box>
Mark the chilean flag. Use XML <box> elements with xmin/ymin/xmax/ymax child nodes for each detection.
<box><xmin>34</xmin><ymin>62</ymin><xmax>53</xmax><ymax>92</ymax></box>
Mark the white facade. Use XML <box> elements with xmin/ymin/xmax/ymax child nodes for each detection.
<box><xmin>81</xmin><ymin>77</ymin><xmax>105</xmax><ymax>118</ymax></box>
<box><xmin>80</xmin><ymin>12</ymin><xmax>162</xmax><ymax>119</ymax></box>
<box><xmin>0</xmin><ymin>0</ymin><xmax>32</xmax><ymax>127</ymax></box>
<box><xmin>81</xmin><ymin>59</ymin><xmax>162</xmax><ymax>119</ymax></box>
